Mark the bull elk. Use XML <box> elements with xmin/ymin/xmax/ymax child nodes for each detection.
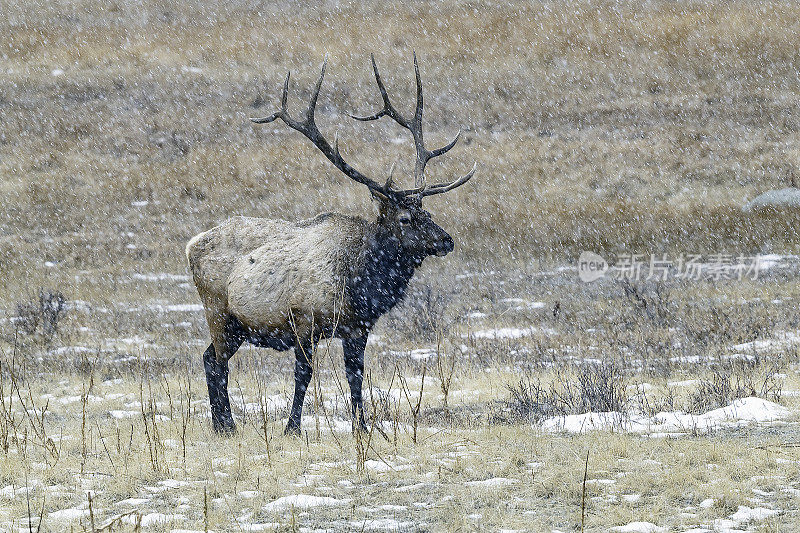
<box><xmin>186</xmin><ymin>55</ymin><xmax>475</xmax><ymax>435</ymax></box>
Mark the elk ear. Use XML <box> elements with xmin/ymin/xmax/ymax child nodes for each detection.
<box><xmin>370</xmin><ymin>188</ymin><xmax>395</xmax><ymax>220</ymax></box>
<box><xmin>370</xmin><ymin>187</ymin><xmax>392</xmax><ymax>204</ymax></box>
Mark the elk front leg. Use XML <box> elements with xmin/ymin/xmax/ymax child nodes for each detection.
<box><xmin>343</xmin><ymin>336</ymin><xmax>368</xmax><ymax>432</ymax></box>
<box><xmin>203</xmin><ymin>343</ymin><xmax>236</xmax><ymax>434</ymax></box>
<box><xmin>286</xmin><ymin>339</ymin><xmax>314</xmax><ymax>436</ymax></box>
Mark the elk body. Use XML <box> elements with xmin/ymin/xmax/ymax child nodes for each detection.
<box><xmin>187</xmin><ymin>55</ymin><xmax>475</xmax><ymax>435</ymax></box>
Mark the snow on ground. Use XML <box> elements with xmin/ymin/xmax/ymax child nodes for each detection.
<box><xmin>728</xmin><ymin>505</ymin><xmax>781</xmax><ymax>522</ymax></box>
<box><xmin>610</xmin><ymin>522</ymin><xmax>665</xmax><ymax>533</ymax></box>
<box><xmin>730</xmin><ymin>331</ymin><xmax>800</xmax><ymax>353</ymax></box>
<box><xmin>348</xmin><ymin>518</ymin><xmax>415</xmax><ymax>531</ymax></box>
<box><xmin>48</xmin><ymin>507</ymin><xmax>90</xmax><ymax>520</ymax></box>
<box><xmin>131</xmin><ymin>272</ymin><xmax>190</xmax><ymax>282</ymax></box>
<box><xmin>122</xmin><ymin>513</ymin><xmax>186</xmax><ymax>527</ymax></box>
<box><xmin>500</xmin><ymin>297</ymin><xmax>548</xmax><ymax>310</ymax></box>
<box><xmin>542</xmin><ymin>397</ymin><xmax>792</xmax><ymax>435</ymax></box>
<box><xmin>127</xmin><ymin>303</ymin><xmax>204</xmax><ymax>313</ymax></box>
<box><xmin>464</xmin><ymin>477</ymin><xmax>519</xmax><ymax>488</ymax></box>
<box><xmin>465</xmin><ymin>326</ymin><xmax>557</xmax><ymax>340</ymax></box>
<box><xmin>262</xmin><ymin>495</ymin><xmax>351</xmax><ymax>512</ymax></box>
<box><xmin>610</xmin><ymin>504</ymin><xmax>782</xmax><ymax>532</ymax></box>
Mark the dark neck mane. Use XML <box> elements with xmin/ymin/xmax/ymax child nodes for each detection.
<box><xmin>346</xmin><ymin>225</ymin><xmax>417</xmax><ymax>330</ymax></box>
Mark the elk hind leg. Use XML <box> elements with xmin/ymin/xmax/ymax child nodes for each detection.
<box><xmin>204</xmin><ymin>316</ymin><xmax>244</xmax><ymax>434</ymax></box>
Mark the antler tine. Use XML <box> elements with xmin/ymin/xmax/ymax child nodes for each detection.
<box><xmin>349</xmin><ymin>54</ymin><xmax>410</xmax><ymax>127</ymax></box>
<box><xmin>429</xmin><ymin>129</ymin><xmax>461</xmax><ymax>158</ymax></box>
<box><xmin>307</xmin><ymin>58</ymin><xmax>327</xmax><ymax>123</ymax></box>
<box><xmin>281</xmin><ymin>71</ymin><xmax>290</xmax><ymax>110</ymax></box>
<box><xmin>419</xmin><ymin>162</ymin><xmax>477</xmax><ymax>197</ymax></box>
<box><xmin>412</xmin><ymin>51</ymin><xmax>423</xmax><ymax>128</ymax></box>
<box><xmin>250</xmin><ymin>61</ymin><xmax>388</xmax><ymax>196</ymax></box>
<box><xmin>250</xmin><ymin>72</ymin><xmax>291</xmax><ymax>124</ymax></box>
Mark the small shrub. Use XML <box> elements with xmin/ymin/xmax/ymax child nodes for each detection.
<box><xmin>570</xmin><ymin>362</ymin><xmax>627</xmax><ymax>414</ymax></box>
<box><xmin>688</xmin><ymin>359</ymin><xmax>783</xmax><ymax>414</ymax></box>
<box><xmin>502</xmin><ymin>377</ymin><xmax>562</xmax><ymax>423</ymax></box>
<box><xmin>499</xmin><ymin>362</ymin><xmax>627</xmax><ymax>423</ymax></box>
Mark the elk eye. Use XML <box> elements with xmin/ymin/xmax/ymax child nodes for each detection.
<box><xmin>399</xmin><ymin>216</ymin><xmax>412</xmax><ymax>225</ymax></box>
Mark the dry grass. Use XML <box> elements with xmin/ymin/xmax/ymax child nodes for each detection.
<box><xmin>4</xmin><ymin>0</ymin><xmax>800</xmax><ymax>530</ymax></box>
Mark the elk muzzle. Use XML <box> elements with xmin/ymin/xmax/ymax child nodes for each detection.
<box><xmin>432</xmin><ymin>233</ymin><xmax>454</xmax><ymax>257</ymax></box>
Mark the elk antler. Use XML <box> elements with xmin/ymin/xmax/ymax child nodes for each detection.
<box><xmin>251</xmin><ymin>56</ymin><xmax>475</xmax><ymax>201</ymax></box>
<box><xmin>350</xmin><ymin>53</ymin><xmax>475</xmax><ymax>195</ymax></box>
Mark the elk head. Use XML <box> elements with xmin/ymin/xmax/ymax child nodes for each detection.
<box><xmin>250</xmin><ymin>53</ymin><xmax>475</xmax><ymax>266</ymax></box>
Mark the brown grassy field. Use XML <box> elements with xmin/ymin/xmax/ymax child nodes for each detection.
<box><xmin>3</xmin><ymin>0</ymin><xmax>800</xmax><ymax>531</ymax></box>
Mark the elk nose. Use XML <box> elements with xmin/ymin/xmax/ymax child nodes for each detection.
<box><xmin>435</xmin><ymin>234</ymin><xmax>454</xmax><ymax>256</ymax></box>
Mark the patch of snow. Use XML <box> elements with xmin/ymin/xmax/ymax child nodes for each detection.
<box><xmin>697</xmin><ymin>397</ymin><xmax>790</xmax><ymax>423</ymax></box>
<box><xmin>408</xmin><ymin>348</ymin><xmax>437</xmax><ymax>361</ymax></box>
<box><xmin>263</xmin><ymin>495</ymin><xmax>350</xmax><ymax>511</ymax></box>
<box><xmin>466</xmin><ymin>326</ymin><xmax>555</xmax><ymax>340</ymax></box>
<box><xmin>464</xmin><ymin>477</ymin><xmax>518</xmax><ymax>488</ymax></box>
<box><xmin>132</xmin><ymin>272</ymin><xmax>190</xmax><ymax>282</ymax></box>
<box><xmin>542</xmin><ymin>412</ymin><xmax>629</xmax><ymax>433</ymax></box>
<box><xmin>49</xmin><ymin>508</ymin><xmax>89</xmax><ymax>520</ymax></box>
<box><xmin>730</xmin><ymin>331</ymin><xmax>800</xmax><ymax>353</ymax></box>
<box><xmin>501</xmin><ymin>298</ymin><xmax>547</xmax><ymax>310</ymax></box>
<box><xmin>125</xmin><ymin>513</ymin><xmax>185</xmax><ymax>527</ymax></box>
<box><xmin>48</xmin><ymin>346</ymin><xmax>95</xmax><ymax>356</ymax></box>
<box><xmin>51</xmin><ymin>68</ymin><xmax>64</xmax><ymax>76</ymax></box>
<box><xmin>377</xmin><ymin>504</ymin><xmax>406</xmax><ymax>512</ymax></box>
<box><xmin>744</xmin><ymin>188</ymin><xmax>800</xmax><ymax>211</ymax></box>
<box><xmin>394</xmin><ymin>483</ymin><xmax>428</xmax><ymax>492</ymax></box>
<box><xmin>542</xmin><ymin>397</ymin><xmax>791</xmax><ymax>434</ymax></box>
<box><xmin>237</xmin><ymin>525</ymin><xmax>280</xmax><ymax>532</ymax></box>
<box><xmin>116</xmin><ymin>498</ymin><xmax>150</xmax><ymax>506</ymax></box>
<box><xmin>126</xmin><ymin>303</ymin><xmax>204</xmax><ymax>313</ymax></box>
<box><xmin>349</xmin><ymin>518</ymin><xmax>414</xmax><ymax>530</ymax></box>
<box><xmin>729</xmin><ymin>505</ymin><xmax>780</xmax><ymax>522</ymax></box>
<box><xmin>365</xmin><ymin>459</ymin><xmax>412</xmax><ymax>473</ymax></box>
<box><xmin>610</xmin><ymin>522</ymin><xmax>665</xmax><ymax>533</ymax></box>
<box><xmin>109</xmin><ymin>410</ymin><xmax>138</xmax><ymax>419</ymax></box>
<box><xmin>158</xmin><ymin>479</ymin><xmax>191</xmax><ymax>489</ymax></box>
<box><xmin>587</xmin><ymin>478</ymin><xmax>616</xmax><ymax>485</ymax></box>
<box><xmin>667</xmin><ymin>379</ymin><xmax>700</xmax><ymax>387</ymax></box>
